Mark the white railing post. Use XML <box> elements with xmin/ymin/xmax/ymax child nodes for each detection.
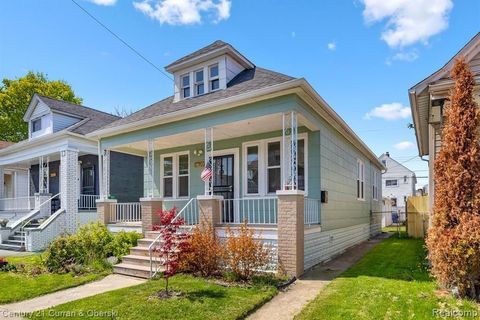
<box><xmin>282</xmin><ymin>112</ymin><xmax>298</xmax><ymax>191</ymax></box>
<box><xmin>204</xmin><ymin>127</ymin><xmax>214</xmax><ymax>196</ymax></box>
<box><xmin>219</xmin><ymin>197</ymin><xmax>278</xmax><ymax>225</ymax></box>
<box><xmin>146</xmin><ymin>139</ymin><xmax>155</xmax><ymax>198</ymax></box>
<box><xmin>39</xmin><ymin>156</ymin><xmax>49</xmax><ymax>194</ymax></box>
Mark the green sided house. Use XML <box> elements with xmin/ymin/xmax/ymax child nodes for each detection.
<box><xmin>90</xmin><ymin>40</ymin><xmax>384</xmax><ymax>278</ymax></box>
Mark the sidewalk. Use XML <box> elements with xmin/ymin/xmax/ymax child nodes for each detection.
<box><xmin>248</xmin><ymin>233</ymin><xmax>391</xmax><ymax>320</ymax></box>
<box><xmin>0</xmin><ymin>274</ymin><xmax>145</xmax><ymax>319</ymax></box>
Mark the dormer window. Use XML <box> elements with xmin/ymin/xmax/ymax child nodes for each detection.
<box><xmin>209</xmin><ymin>64</ymin><xmax>220</xmax><ymax>91</ymax></box>
<box><xmin>181</xmin><ymin>74</ymin><xmax>191</xmax><ymax>98</ymax></box>
<box><xmin>195</xmin><ymin>69</ymin><xmax>204</xmax><ymax>96</ymax></box>
<box><xmin>32</xmin><ymin>118</ymin><xmax>42</xmax><ymax>133</ymax></box>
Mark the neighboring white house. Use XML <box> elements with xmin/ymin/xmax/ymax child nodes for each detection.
<box><xmin>379</xmin><ymin>152</ymin><xmax>416</xmax><ymax>220</ymax></box>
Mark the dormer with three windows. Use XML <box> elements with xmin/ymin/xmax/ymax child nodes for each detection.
<box><xmin>165</xmin><ymin>41</ymin><xmax>255</xmax><ymax>102</ymax></box>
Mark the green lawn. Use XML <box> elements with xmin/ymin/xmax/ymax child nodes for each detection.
<box><xmin>296</xmin><ymin>236</ymin><xmax>480</xmax><ymax>320</ymax></box>
<box><xmin>0</xmin><ymin>255</ymin><xmax>107</xmax><ymax>304</ymax></box>
<box><xmin>31</xmin><ymin>274</ymin><xmax>277</xmax><ymax>320</ymax></box>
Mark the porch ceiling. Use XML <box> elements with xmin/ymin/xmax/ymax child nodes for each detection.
<box><xmin>112</xmin><ymin>113</ymin><xmax>315</xmax><ymax>153</ymax></box>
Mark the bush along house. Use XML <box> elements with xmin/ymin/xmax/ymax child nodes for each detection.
<box><xmin>89</xmin><ymin>40</ymin><xmax>385</xmax><ymax>278</ymax></box>
<box><xmin>0</xmin><ymin>94</ymin><xmax>144</xmax><ymax>251</ymax></box>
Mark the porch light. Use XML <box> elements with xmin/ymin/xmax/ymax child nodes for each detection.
<box><xmin>193</xmin><ymin>149</ymin><xmax>204</xmax><ymax>157</ymax></box>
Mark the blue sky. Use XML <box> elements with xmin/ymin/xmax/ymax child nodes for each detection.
<box><xmin>1</xmin><ymin>0</ymin><xmax>479</xmax><ymax>187</ymax></box>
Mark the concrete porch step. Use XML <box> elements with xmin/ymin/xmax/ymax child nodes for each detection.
<box><xmin>122</xmin><ymin>254</ymin><xmax>164</xmax><ymax>267</ymax></box>
<box><xmin>113</xmin><ymin>263</ymin><xmax>162</xmax><ymax>279</ymax></box>
<box><xmin>0</xmin><ymin>243</ymin><xmax>24</xmax><ymax>251</ymax></box>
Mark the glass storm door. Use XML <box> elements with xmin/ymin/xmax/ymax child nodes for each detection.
<box><xmin>213</xmin><ymin>154</ymin><xmax>234</xmax><ymax>223</ymax></box>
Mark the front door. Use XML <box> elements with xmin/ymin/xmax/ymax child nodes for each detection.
<box><xmin>81</xmin><ymin>166</ymin><xmax>95</xmax><ymax>195</ymax></box>
<box><xmin>213</xmin><ymin>154</ymin><xmax>234</xmax><ymax>223</ymax></box>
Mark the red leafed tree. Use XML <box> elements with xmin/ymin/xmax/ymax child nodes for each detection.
<box><xmin>426</xmin><ymin>58</ymin><xmax>480</xmax><ymax>299</ymax></box>
<box><xmin>153</xmin><ymin>208</ymin><xmax>189</xmax><ymax>294</ymax></box>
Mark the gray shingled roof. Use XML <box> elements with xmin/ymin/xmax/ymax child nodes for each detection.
<box><xmin>36</xmin><ymin>95</ymin><xmax>120</xmax><ymax>135</ymax></box>
<box><xmin>165</xmin><ymin>40</ymin><xmax>229</xmax><ymax>70</ymax></box>
<box><xmin>100</xmin><ymin>67</ymin><xmax>295</xmax><ymax>130</ymax></box>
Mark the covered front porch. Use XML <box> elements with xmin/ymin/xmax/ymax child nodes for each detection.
<box><xmin>98</xmin><ymin>110</ymin><xmax>322</xmax><ymax>229</ymax></box>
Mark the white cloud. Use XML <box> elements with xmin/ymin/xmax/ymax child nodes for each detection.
<box><xmin>88</xmin><ymin>0</ymin><xmax>117</xmax><ymax>5</ymax></box>
<box><xmin>385</xmin><ymin>49</ymin><xmax>419</xmax><ymax>65</ymax></box>
<box><xmin>394</xmin><ymin>141</ymin><xmax>415</xmax><ymax>150</ymax></box>
<box><xmin>133</xmin><ymin>0</ymin><xmax>232</xmax><ymax>25</ymax></box>
<box><xmin>361</xmin><ymin>0</ymin><xmax>453</xmax><ymax>48</ymax></box>
<box><xmin>365</xmin><ymin>102</ymin><xmax>411</xmax><ymax>121</ymax></box>
<box><xmin>327</xmin><ymin>42</ymin><xmax>336</xmax><ymax>51</ymax></box>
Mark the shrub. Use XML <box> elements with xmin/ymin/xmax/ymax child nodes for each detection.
<box><xmin>42</xmin><ymin>222</ymin><xmax>140</xmax><ymax>273</ymax></box>
<box><xmin>180</xmin><ymin>223</ymin><xmax>223</xmax><ymax>277</ymax></box>
<box><xmin>223</xmin><ymin>222</ymin><xmax>269</xmax><ymax>280</ymax></box>
<box><xmin>152</xmin><ymin>208</ymin><xmax>188</xmax><ymax>294</ymax></box>
<box><xmin>110</xmin><ymin>230</ymin><xmax>142</xmax><ymax>259</ymax></box>
<box><xmin>426</xmin><ymin>58</ymin><xmax>480</xmax><ymax>299</ymax></box>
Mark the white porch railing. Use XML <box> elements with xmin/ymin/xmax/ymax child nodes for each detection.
<box><xmin>165</xmin><ymin>198</ymin><xmax>198</xmax><ymax>225</ymax></box>
<box><xmin>78</xmin><ymin>194</ymin><xmax>100</xmax><ymax>211</ymax></box>
<box><xmin>220</xmin><ymin>197</ymin><xmax>278</xmax><ymax>225</ymax></box>
<box><xmin>304</xmin><ymin>198</ymin><xmax>321</xmax><ymax>225</ymax></box>
<box><xmin>109</xmin><ymin>202</ymin><xmax>142</xmax><ymax>223</ymax></box>
<box><xmin>0</xmin><ymin>196</ymin><xmax>35</xmax><ymax>211</ymax></box>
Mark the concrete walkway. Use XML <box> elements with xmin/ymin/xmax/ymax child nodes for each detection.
<box><xmin>0</xmin><ymin>250</ymin><xmax>30</xmax><ymax>257</ymax></box>
<box><xmin>248</xmin><ymin>233</ymin><xmax>391</xmax><ymax>320</ymax></box>
<box><xmin>0</xmin><ymin>274</ymin><xmax>145</xmax><ymax>319</ymax></box>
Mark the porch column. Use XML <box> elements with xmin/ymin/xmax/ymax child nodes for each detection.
<box><xmin>145</xmin><ymin>139</ymin><xmax>155</xmax><ymax>198</ymax></box>
<box><xmin>276</xmin><ymin>190</ymin><xmax>304</xmax><ymax>277</ymax></box>
<box><xmin>282</xmin><ymin>111</ymin><xmax>298</xmax><ymax>191</ymax></box>
<box><xmin>204</xmin><ymin>127</ymin><xmax>214</xmax><ymax>196</ymax></box>
<box><xmin>197</xmin><ymin>195</ymin><xmax>223</xmax><ymax>227</ymax></box>
<box><xmin>99</xmin><ymin>149</ymin><xmax>110</xmax><ymax>199</ymax></box>
<box><xmin>60</xmin><ymin>149</ymin><xmax>79</xmax><ymax>233</ymax></box>
<box><xmin>140</xmin><ymin>197</ymin><xmax>163</xmax><ymax>233</ymax></box>
<box><xmin>0</xmin><ymin>166</ymin><xmax>4</xmax><ymax>209</ymax></box>
<box><xmin>38</xmin><ymin>156</ymin><xmax>49</xmax><ymax>194</ymax></box>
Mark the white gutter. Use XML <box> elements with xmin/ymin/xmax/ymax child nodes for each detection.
<box><xmin>0</xmin><ymin>130</ymin><xmax>96</xmax><ymax>157</ymax></box>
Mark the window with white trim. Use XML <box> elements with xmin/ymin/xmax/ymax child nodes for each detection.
<box><xmin>194</xmin><ymin>69</ymin><xmax>204</xmax><ymax>96</ymax></box>
<box><xmin>386</xmin><ymin>179</ymin><xmax>398</xmax><ymax>187</ymax></box>
<box><xmin>372</xmin><ymin>170</ymin><xmax>378</xmax><ymax>200</ymax></box>
<box><xmin>181</xmin><ymin>74</ymin><xmax>190</xmax><ymax>98</ymax></box>
<box><xmin>246</xmin><ymin>145</ymin><xmax>259</xmax><ymax>194</ymax></box>
<box><xmin>357</xmin><ymin>159</ymin><xmax>365</xmax><ymax>200</ymax></box>
<box><xmin>243</xmin><ymin>136</ymin><xmax>307</xmax><ymax>196</ymax></box>
<box><xmin>267</xmin><ymin>141</ymin><xmax>281</xmax><ymax>194</ymax></box>
<box><xmin>209</xmin><ymin>63</ymin><xmax>220</xmax><ymax>91</ymax></box>
<box><xmin>32</xmin><ymin>118</ymin><xmax>42</xmax><ymax>133</ymax></box>
<box><xmin>161</xmin><ymin>153</ymin><xmax>190</xmax><ymax>198</ymax></box>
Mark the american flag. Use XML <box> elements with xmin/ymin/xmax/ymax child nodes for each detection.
<box><xmin>201</xmin><ymin>161</ymin><xmax>212</xmax><ymax>182</ymax></box>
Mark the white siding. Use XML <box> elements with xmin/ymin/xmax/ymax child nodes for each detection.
<box><xmin>31</xmin><ymin>101</ymin><xmax>50</xmax><ymax>119</ymax></box>
<box><xmin>30</xmin><ymin>113</ymin><xmax>53</xmax><ymax>139</ymax></box>
<box><xmin>379</xmin><ymin>154</ymin><xmax>416</xmax><ymax>213</ymax></box>
<box><xmin>226</xmin><ymin>56</ymin><xmax>244</xmax><ymax>83</ymax></box>
<box><xmin>52</xmin><ymin>112</ymin><xmax>81</xmax><ymax>132</ymax></box>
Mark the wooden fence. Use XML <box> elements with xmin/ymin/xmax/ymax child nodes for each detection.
<box><xmin>406</xmin><ymin>195</ymin><xmax>429</xmax><ymax>238</ymax></box>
